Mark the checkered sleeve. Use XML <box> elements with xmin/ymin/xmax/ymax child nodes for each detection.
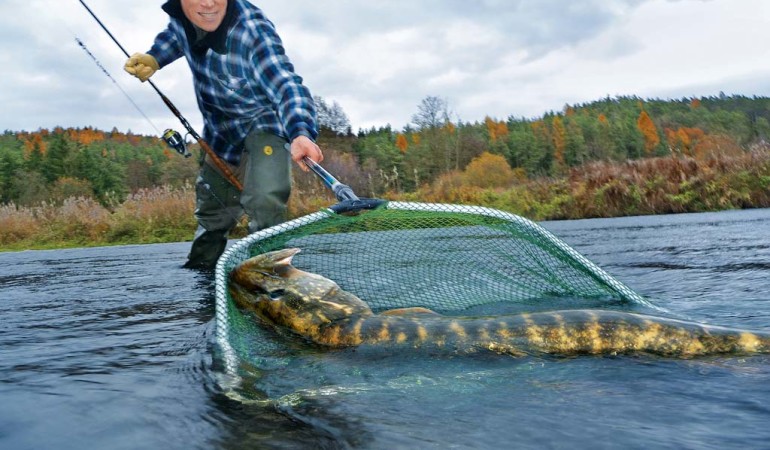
<box><xmin>250</xmin><ymin>21</ymin><xmax>318</xmax><ymax>142</ymax></box>
<box><xmin>147</xmin><ymin>23</ymin><xmax>184</xmax><ymax>69</ymax></box>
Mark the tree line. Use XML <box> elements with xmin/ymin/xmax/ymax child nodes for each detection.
<box><xmin>0</xmin><ymin>127</ymin><xmax>198</xmax><ymax>206</ymax></box>
<box><xmin>1</xmin><ymin>93</ymin><xmax>769</xmax><ymax>208</ymax></box>
<box><xmin>321</xmin><ymin>93</ymin><xmax>770</xmax><ymax>198</ymax></box>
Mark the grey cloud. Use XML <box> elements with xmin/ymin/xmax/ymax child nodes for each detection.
<box><xmin>265</xmin><ymin>0</ymin><xmax>649</xmax><ymax>60</ymax></box>
<box><xmin>3</xmin><ymin>0</ymin><xmax>766</xmax><ymax>136</ymax></box>
<box><xmin>648</xmin><ymin>71</ymin><xmax>770</xmax><ymax>101</ymax></box>
<box><xmin>265</xmin><ymin>0</ymin><xmax>652</xmax><ymax>123</ymax></box>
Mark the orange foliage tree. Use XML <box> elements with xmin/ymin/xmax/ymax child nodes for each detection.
<box><xmin>485</xmin><ymin>117</ymin><xmax>509</xmax><ymax>143</ymax></box>
<box><xmin>692</xmin><ymin>134</ymin><xmax>743</xmax><ymax>159</ymax></box>
<box><xmin>395</xmin><ymin>133</ymin><xmax>408</xmax><ymax>153</ymax></box>
<box><xmin>67</xmin><ymin>127</ymin><xmax>106</xmax><ymax>146</ymax></box>
<box><xmin>636</xmin><ymin>110</ymin><xmax>660</xmax><ymax>155</ymax></box>
<box><xmin>24</xmin><ymin>134</ymin><xmax>48</xmax><ymax>156</ymax></box>
<box><xmin>665</xmin><ymin>127</ymin><xmax>705</xmax><ymax>156</ymax></box>
<box><xmin>597</xmin><ymin>113</ymin><xmax>609</xmax><ymax>125</ymax></box>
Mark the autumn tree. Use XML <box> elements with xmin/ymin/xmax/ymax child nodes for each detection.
<box><xmin>395</xmin><ymin>133</ymin><xmax>408</xmax><ymax>153</ymax></box>
<box><xmin>637</xmin><ymin>110</ymin><xmax>660</xmax><ymax>156</ymax></box>
<box><xmin>485</xmin><ymin>116</ymin><xmax>509</xmax><ymax>143</ymax></box>
<box><xmin>692</xmin><ymin>134</ymin><xmax>743</xmax><ymax>159</ymax></box>
<box><xmin>24</xmin><ymin>135</ymin><xmax>46</xmax><ymax>173</ymax></box>
<box><xmin>665</xmin><ymin>127</ymin><xmax>704</xmax><ymax>156</ymax></box>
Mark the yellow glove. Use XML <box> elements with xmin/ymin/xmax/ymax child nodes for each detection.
<box><xmin>124</xmin><ymin>53</ymin><xmax>159</xmax><ymax>82</ymax></box>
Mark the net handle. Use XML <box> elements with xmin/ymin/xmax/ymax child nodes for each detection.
<box><xmin>284</xmin><ymin>144</ymin><xmax>385</xmax><ymax>213</ymax></box>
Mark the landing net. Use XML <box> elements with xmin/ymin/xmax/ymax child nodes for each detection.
<box><xmin>214</xmin><ymin>202</ymin><xmax>651</xmax><ymax>374</ymax></box>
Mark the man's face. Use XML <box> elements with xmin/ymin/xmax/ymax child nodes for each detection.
<box><xmin>180</xmin><ymin>0</ymin><xmax>227</xmax><ymax>32</ymax></box>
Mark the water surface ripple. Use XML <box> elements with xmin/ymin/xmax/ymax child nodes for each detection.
<box><xmin>2</xmin><ymin>209</ymin><xmax>769</xmax><ymax>449</ymax></box>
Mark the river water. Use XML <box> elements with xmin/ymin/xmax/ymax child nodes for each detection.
<box><xmin>2</xmin><ymin>209</ymin><xmax>769</xmax><ymax>449</ymax></box>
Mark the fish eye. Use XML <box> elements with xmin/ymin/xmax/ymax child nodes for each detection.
<box><xmin>269</xmin><ymin>289</ymin><xmax>286</xmax><ymax>300</ymax></box>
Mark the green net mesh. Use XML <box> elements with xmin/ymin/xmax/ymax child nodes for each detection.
<box><xmin>215</xmin><ymin>201</ymin><xmax>651</xmax><ymax>373</ymax></box>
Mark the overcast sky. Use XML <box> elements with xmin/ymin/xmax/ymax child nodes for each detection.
<box><xmin>3</xmin><ymin>0</ymin><xmax>770</xmax><ymax>136</ymax></box>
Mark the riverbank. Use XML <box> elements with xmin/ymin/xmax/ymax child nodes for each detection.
<box><xmin>1</xmin><ymin>151</ymin><xmax>768</xmax><ymax>252</ymax></box>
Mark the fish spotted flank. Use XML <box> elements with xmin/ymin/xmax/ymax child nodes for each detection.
<box><xmin>228</xmin><ymin>248</ymin><xmax>770</xmax><ymax>357</ymax></box>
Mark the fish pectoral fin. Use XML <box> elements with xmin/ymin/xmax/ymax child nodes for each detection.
<box><xmin>380</xmin><ymin>307</ymin><xmax>440</xmax><ymax>317</ymax></box>
<box><xmin>484</xmin><ymin>342</ymin><xmax>528</xmax><ymax>357</ymax></box>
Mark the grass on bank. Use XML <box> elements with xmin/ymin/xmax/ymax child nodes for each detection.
<box><xmin>1</xmin><ymin>149</ymin><xmax>769</xmax><ymax>252</ymax></box>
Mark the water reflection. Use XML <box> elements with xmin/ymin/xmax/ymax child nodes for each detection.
<box><xmin>1</xmin><ymin>209</ymin><xmax>769</xmax><ymax>449</ymax></box>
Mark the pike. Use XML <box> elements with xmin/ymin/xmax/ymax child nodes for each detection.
<box><xmin>228</xmin><ymin>248</ymin><xmax>770</xmax><ymax>358</ymax></box>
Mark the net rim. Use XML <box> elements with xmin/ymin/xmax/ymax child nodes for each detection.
<box><xmin>214</xmin><ymin>202</ymin><xmax>655</xmax><ymax>375</ymax></box>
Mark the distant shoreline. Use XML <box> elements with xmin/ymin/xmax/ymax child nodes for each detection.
<box><xmin>3</xmin><ymin>150</ymin><xmax>768</xmax><ymax>253</ymax></box>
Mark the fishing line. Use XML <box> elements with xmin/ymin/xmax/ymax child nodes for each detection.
<box><xmin>74</xmin><ymin>37</ymin><xmax>162</xmax><ymax>135</ymax></box>
<box><xmin>73</xmin><ymin>32</ymin><xmax>239</xmax><ymax>223</ymax></box>
<box><xmin>74</xmin><ymin>0</ymin><xmax>366</xmax><ymax>211</ymax></box>
<box><xmin>77</xmin><ymin>0</ymin><xmax>243</xmax><ymax>190</ymax></box>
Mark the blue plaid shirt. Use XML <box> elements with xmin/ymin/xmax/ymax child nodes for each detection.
<box><xmin>148</xmin><ymin>0</ymin><xmax>318</xmax><ymax>165</ymax></box>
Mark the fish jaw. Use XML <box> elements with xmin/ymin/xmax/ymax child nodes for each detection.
<box><xmin>229</xmin><ymin>248</ymin><xmax>300</xmax><ymax>291</ymax></box>
<box><xmin>227</xmin><ymin>248</ymin><xmax>301</xmax><ymax>316</ymax></box>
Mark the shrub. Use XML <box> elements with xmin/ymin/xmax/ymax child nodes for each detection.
<box><xmin>108</xmin><ymin>185</ymin><xmax>196</xmax><ymax>243</ymax></box>
<box><xmin>0</xmin><ymin>203</ymin><xmax>41</xmax><ymax>245</ymax></box>
<box><xmin>462</xmin><ymin>152</ymin><xmax>516</xmax><ymax>189</ymax></box>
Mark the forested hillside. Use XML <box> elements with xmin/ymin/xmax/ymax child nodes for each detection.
<box><xmin>0</xmin><ymin>127</ymin><xmax>198</xmax><ymax>206</ymax></box>
<box><xmin>2</xmin><ymin>94</ymin><xmax>768</xmax><ymax>206</ymax></box>
<box><xmin>1</xmin><ymin>94</ymin><xmax>769</xmax><ymax>250</ymax></box>
<box><xmin>341</xmin><ymin>94</ymin><xmax>769</xmax><ymax>195</ymax></box>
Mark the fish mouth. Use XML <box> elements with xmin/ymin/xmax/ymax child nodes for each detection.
<box><xmin>229</xmin><ymin>248</ymin><xmax>301</xmax><ymax>290</ymax></box>
<box><xmin>239</xmin><ymin>247</ymin><xmax>300</xmax><ymax>271</ymax></box>
<box><xmin>263</xmin><ymin>247</ymin><xmax>301</xmax><ymax>267</ymax></box>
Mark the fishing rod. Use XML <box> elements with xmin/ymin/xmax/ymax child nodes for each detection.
<box><xmin>77</xmin><ymin>0</ymin><xmax>381</xmax><ymax>211</ymax></box>
<box><xmin>77</xmin><ymin>32</ymin><xmax>247</xmax><ymax>225</ymax></box>
<box><xmin>77</xmin><ymin>0</ymin><xmax>243</xmax><ymax>191</ymax></box>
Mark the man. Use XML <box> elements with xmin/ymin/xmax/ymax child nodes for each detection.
<box><xmin>125</xmin><ymin>0</ymin><xmax>323</xmax><ymax>270</ymax></box>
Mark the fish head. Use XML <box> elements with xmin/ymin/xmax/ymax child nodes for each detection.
<box><xmin>228</xmin><ymin>248</ymin><xmax>372</xmax><ymax>334</ymax></box>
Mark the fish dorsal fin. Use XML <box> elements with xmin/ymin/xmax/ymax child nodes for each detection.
<box><xmin>379</xmin><ymin>307</ymin><xmax>440</xmax><ymax>317</ymax></box>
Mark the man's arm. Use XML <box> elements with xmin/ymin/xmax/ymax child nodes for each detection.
<box><xmin>125</xmin><ymin>25</ymin><xmax>185</xmax><ymax>82</ymax></box>
<box><xmin>250</xmin><ymin>21</ymin><xmax>322</xmax><ymax>170</ymax></box>
<box><xmin>147</xmin><ymin>25</ymin><xmax>185</xmax><ymax>68</ymax></box>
